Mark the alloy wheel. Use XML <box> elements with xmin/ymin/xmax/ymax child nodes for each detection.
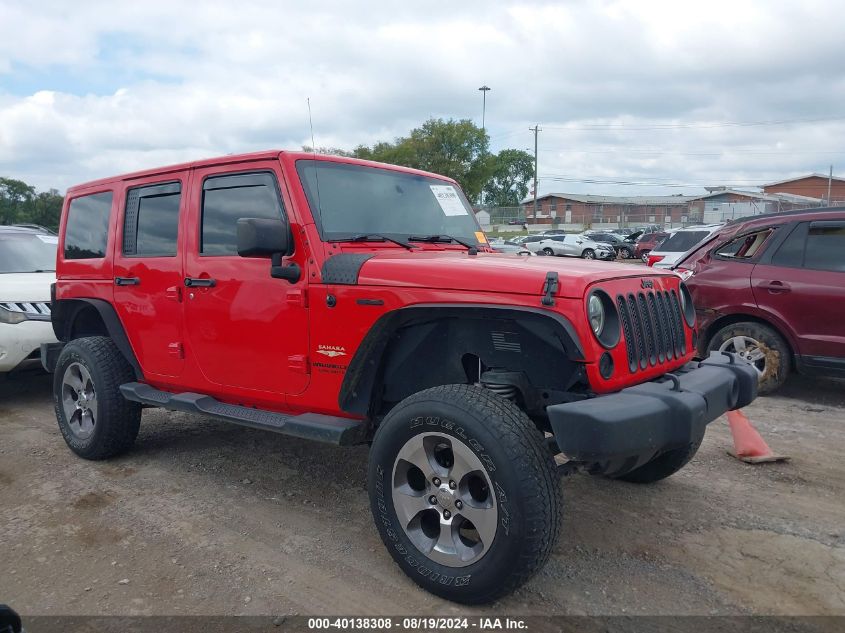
<box><xmin>61</xmin><ymin>362</ymin><xmax>98</xmax><ymax>440</ymax></box>
<box><xmin>718</xmin><ymin>336</ymin><xmax>766</xmax><ymax>377</ymax></box>
<box><xmin>391</xmin><ymin>432</ymin><xmax>498</xmax><ymax>568</ymax></box>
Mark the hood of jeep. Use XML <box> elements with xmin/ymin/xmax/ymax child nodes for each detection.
<box><xmin>349</xmin><ymin>250</ymin><xmax>675</xmax><ymax>298</ymax></box>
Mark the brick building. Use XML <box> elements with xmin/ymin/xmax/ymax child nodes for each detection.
<box><xmin>521</xmin><ymin>193</ymin><xmax>695</xmax><ymax>226</ymax></box>
<box><xmin>762</xmin><ymin>173</ymin><xmax>845</xmax><ymax>203</ymax></box>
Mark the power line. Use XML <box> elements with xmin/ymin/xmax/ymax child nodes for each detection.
<box><xmin>535</xmin><ymin>147</ymin><xmax>845</xmax><ymax>156</ymax></box>
<box><xmin>541</xmin><ymin>115</ymin><xmax>845</xmax><ymax>131</ymax></box>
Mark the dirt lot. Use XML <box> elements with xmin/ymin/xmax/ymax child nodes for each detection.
<box><xmin>1</xmin><ymin>371</ymin><xmax>843</xmax><ymax>617</ymax></box>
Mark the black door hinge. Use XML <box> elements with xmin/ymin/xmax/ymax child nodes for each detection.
<box><xmin>541</xmin><ymin>271</ymin><xmax>559</xmax><ymax>306</ymax></box>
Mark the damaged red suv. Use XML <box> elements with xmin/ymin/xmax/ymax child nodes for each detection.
<box><xmin>676</xmin><ymin>207</ymin><xmax>845</xmax><ymax>393</ymax></box>
<box><xmin>44</xmin><ymin>151</ymin><xmax>756</xmax><ymax>603</ymax></box>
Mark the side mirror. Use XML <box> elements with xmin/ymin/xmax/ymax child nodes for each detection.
<box><xmin>237</xmin><ymin>218</ymin><xmax>290</xmax><ymax>257</ymax></box>
<box><xmin>236</xmin><ymin>218</ymin><xmax>300</xmax><ymax>283</ymax></box>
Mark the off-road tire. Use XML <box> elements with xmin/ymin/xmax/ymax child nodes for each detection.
<box><xmin>619</xmin><ymin>246</ymin><xmax>632</xmax><ymax>259</ymax></box>
<box><xmin>368</xmin><ymin>384</ymin><xmax>562</xmax><ymax>604</ymax></box>
<box><xmin>613</xmin><ymin>434</ymin><xmax>704</xmax><ymax>484</ymax></box>
<box><xmin>581</xmin><ymin>249</ymin><xmax>595</xmax><ymax>259</ymax></box>
<box><xmin>707</xmin><ymin>321</ymin><xmax>790</xmax><ymax>394</ymax></box>
<box><xmin>54</xmin><ymin>336</ymin><xmax>141</xmax><ymax>460</ymax></box>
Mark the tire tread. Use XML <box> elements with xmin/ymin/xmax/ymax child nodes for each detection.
<box><xmin>375</xmin><ymin>384</ymin><xmax>562</xmax><ymax>603</ymax></box>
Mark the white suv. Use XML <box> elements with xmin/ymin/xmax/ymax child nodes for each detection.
<box><xmin>0</xmin><ymin>226</ymin><xmax>58</xmax><ymax>375</ymax></box>
<box><xmin>647</xmin><ymin>224</ymin><xmax>724</xmax><ymax>269</ymax></box>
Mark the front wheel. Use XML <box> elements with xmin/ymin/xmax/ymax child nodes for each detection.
<box><xmin>542</xmin><ymin>247</ymin><xmax>555</xmax><ymax>256</ymax></box>
<box><xmin>581</xmin><ymin>249</ymin><xmax>595</xmax><ymax>259</ymax></box>
<box><xmin>619</xmin><ymin>247</ymin><xmax>632</xmax><ymax>259</ymax></box>
<box><xmin>368</xmin><ymin>385</ymin><xmax>562</xmax><ymax>604</ymax></box>
<box><xmin>640</xmin><ymin>250</ymin><xmax>650</xmax><ymax>263</ymax></box>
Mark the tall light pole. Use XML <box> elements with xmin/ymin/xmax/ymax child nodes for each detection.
<box><xmin>478</xmin><ymin>85</ymin><xmax>491</xmax><ymax>132</ymax></box>
<box><xmin>478</xmin><ymin>85</ymin><xmax>491</xmax><ymax>206</ymax></box>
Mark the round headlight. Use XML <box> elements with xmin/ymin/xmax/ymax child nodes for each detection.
<box><xmin>589</xmin><ymin>294</ymin><xmax>605</xmax><ymax>335</ymax></box>
<box><xmin>587</xmin><ymin>289</ymin><xmax>621</xmax><ymax>349</ymax></box>
<box><xmin>679</xmin><ymin>282</ymin><xmax>696</xmax><ymax>327</ymax></box>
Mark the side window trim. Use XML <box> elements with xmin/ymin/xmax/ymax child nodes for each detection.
<box><xmin>199</xmin><ymin>170</ymin><xmax>287</xmax><ymax>257</ymax></box>
<box><xmin>123</xmin><ymin>181</ymin><xmax>182</xmax><ymax>257</ymax></box>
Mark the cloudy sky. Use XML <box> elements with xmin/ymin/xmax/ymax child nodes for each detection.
<box><xmin>1</xmin><ymin>0</ymin><xmax>844</xmax><ymax>196</ymax></box>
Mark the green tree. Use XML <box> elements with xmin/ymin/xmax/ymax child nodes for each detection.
<box><xmin>352</xmin><ymin>118</ymin><xmax>494</xmax><ymax>201</ymax></box>
<box><xmin>483</xmin><ymin>149</ymin><xmax>535</xmax><ymax>207</ymax></box>
<box><xmin>0</xmin><ymin>178</ymin><xmax>36</xmax><ymax>225</ymax></box>
<box><xmin>0</xmin><ymin>178</ymin><xmax>63</xmax><ymax>231</ymax></box>
<box><xmin>301</xmin><ymin>145</ymin><xmax>354</xmax><ymax>157</ymax></box>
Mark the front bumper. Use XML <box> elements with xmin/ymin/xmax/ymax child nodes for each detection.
<box><xmin>0</xmin><ymin>321</ymin><xmax>57</xmax><ymax>372</ymax></box>
<box><xmin>548</xmin><ymin>352</ymin><xmax>757</xmax><ymax>474</ymax></box>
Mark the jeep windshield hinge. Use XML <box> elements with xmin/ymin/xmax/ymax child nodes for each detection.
<box><xmin>541</xmin><ymin>271</ymin><xmax>559</xmax><ymax>307</ymax></box>
<box><xmin>271</xmin><ymin>252</ymin><xmax>301</xmax><ymax>283</ymax></box>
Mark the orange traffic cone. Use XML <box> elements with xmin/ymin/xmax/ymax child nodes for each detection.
<box><xmin>726</xmin><ymin>409</ymin><xmax>789</xmax><ymax>464</ymax></box>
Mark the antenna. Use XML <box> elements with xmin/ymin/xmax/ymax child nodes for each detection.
<box><xmin>306</xmin><ymin>97</ymin><xmax>323</xmax><ymax>223</ymax></box>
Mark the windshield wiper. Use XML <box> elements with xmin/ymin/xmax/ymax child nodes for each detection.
<box><xmin>330</xmin><ymin>233</ymin><xmax>417</xmax><ymax>250</ymax></box>
<box><xmin>408</xmin><ymin>234</ymin><xmax>477</xmax><ymax>250</ymax></box>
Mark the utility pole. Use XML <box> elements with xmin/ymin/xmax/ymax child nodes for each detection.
<box><xmin>530</xmin><ymin>124</ymin><xmax>541</xmax><ymax>224</ymax></box>
<box><xmin>478</xmin><ymin>85</ymin><xmax>491</xmax><ymax>206</ymax></box>
<box><xmin>828</xmin><ymin>165</ymin><xmax>833</xmax><ymax>206</ymax></box>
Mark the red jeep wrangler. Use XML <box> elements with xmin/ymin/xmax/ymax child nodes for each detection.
<box><xmin>45</xmin><ymin>151</ymin><xmax>756</xmax><ymax>603</ymax></box>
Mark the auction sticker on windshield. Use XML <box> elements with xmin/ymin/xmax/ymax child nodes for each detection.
<box><xmin>430</xmin><ymin>185</ymin><xmax>468</xmax><ymax>216</ymax></box>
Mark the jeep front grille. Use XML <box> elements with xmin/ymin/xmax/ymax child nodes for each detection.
<box><xmin>617</xmin><ymin>290</ymin><xmax>685</xmax><ymax>373</ymax></box>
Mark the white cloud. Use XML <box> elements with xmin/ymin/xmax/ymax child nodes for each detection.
<box><xmin>1</xmin><ymin>0</ymin><xmax>844</xmax><ymax>194</ymax></box>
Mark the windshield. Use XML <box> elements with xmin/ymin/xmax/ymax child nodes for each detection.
<box><xmin>296</xmin><ymin>160</ymin><xmax>482</xmax><ymax>244</ymax></box>
<box><xmin>657</xmin><ymin>230</ymin><xmax>710</xmax><ymax>253</ymax></box>
<box><xmin>0</xmin><ymin>232</ymin><xmax>58</xmax><ymax>273</ymax></box>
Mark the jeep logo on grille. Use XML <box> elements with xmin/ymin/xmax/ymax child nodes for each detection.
<box><xmin>641</xmin><ymin>279</ymin><xmax>654</xmax><ymax>289</ymax></box>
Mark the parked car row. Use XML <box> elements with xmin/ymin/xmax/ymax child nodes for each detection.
<box><xmin>501</xmin><ymin>210</ymin><xmax>845</xmax><ymax>394</ymax></box>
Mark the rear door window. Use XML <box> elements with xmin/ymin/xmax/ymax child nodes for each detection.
<box><xmin>64</xmin><ymin>192</ymin><xmax>113</xmax><ymax>259</ymax></box>
<box><xmin>770</xmin><ymin>222</ymin><xmax>808</xmax><ymax>268</ymax></box>
<box><xmin>804</xmin><ymin>222</ymin><xmax>845</xmax><ymax>272</ymax></box>
<box><xmin>123</xmin><ymin>182</ymin><xmax>181</xmax><ymax>257</ymax></box>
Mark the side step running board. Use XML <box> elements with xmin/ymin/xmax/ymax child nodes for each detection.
<box><xmin>119</xmin><ymin>382</ymin><xmax>365</xmax><ymax>446</ymax></box>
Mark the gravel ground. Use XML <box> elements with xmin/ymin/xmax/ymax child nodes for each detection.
<box><xmin>1</xmin><ymin>370</ymin><xmax>843</xmax><ymax>617</ymax></box>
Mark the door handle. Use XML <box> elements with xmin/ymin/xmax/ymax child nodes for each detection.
<box><xmin>759</xmin><ymin>281</ymin><xmax>790</xmax><ymax>293</ymax></box>
<box><xmin>114</xmin><ymin>277</ymin><xmax>140</xmax><ymax>286</ymax></box>
<box><xmin>184</xmin><ymin>277</ymin><xmax>216</xmax><ymax>288</ymax></box>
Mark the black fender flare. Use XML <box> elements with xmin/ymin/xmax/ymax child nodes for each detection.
<box><xmin>52</xmin><ymin>297</ymin><xmax>143</xmax><ymax>380</ymax></box>
<box><xmin>339</xmin><ymin>303</ymin><xmax>584</xmax><ymax>417</ymax></box>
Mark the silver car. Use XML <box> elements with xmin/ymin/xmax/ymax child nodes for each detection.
<box><xmin>532</xmin><ymin>234</ymin><xmax>615</xmax><ymax>260</ymax></box>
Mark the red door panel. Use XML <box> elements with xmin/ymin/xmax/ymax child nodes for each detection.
<box><xmin>182</xmin><ymin>162</ymin><xmax>309</xmax><ymax>400</ymax></box>
<box><xmin>113</xmin><ymin>178</ymin><xmax>186</xmax><ymax>378</ymax></box>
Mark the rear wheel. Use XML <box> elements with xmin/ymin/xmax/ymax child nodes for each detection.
<box><xmin>640</xmin><ymin>250</ymin><xmax>650</xmax><ymax>262</ymax></box>
<box><xmin>54</xmin><ymin>337</ymin><xmax>141</xmax><ymax>460</ymax></box>
<box><xmin>707</xmin><ymin>321</ymin><xmax>790</xmax><ymax>394</ymax></box>
<box><xmin>581</xmin><ymin>249</ymin><xmax>595</xmax><ymax>259</ymax></box>
<box><xmin>612</xmin><ymin>435</ymin><xmax>703</xmax><ymax>484</ymax></box>
<box><xmin>542</xmin><ymin>247</ymin><xmax>555</xmax><ymax>256</ymax></box>
<box><xmin>368</xmin><ymin>385</ymin><xmax>561</xmax><ymax>604</ymax></box>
